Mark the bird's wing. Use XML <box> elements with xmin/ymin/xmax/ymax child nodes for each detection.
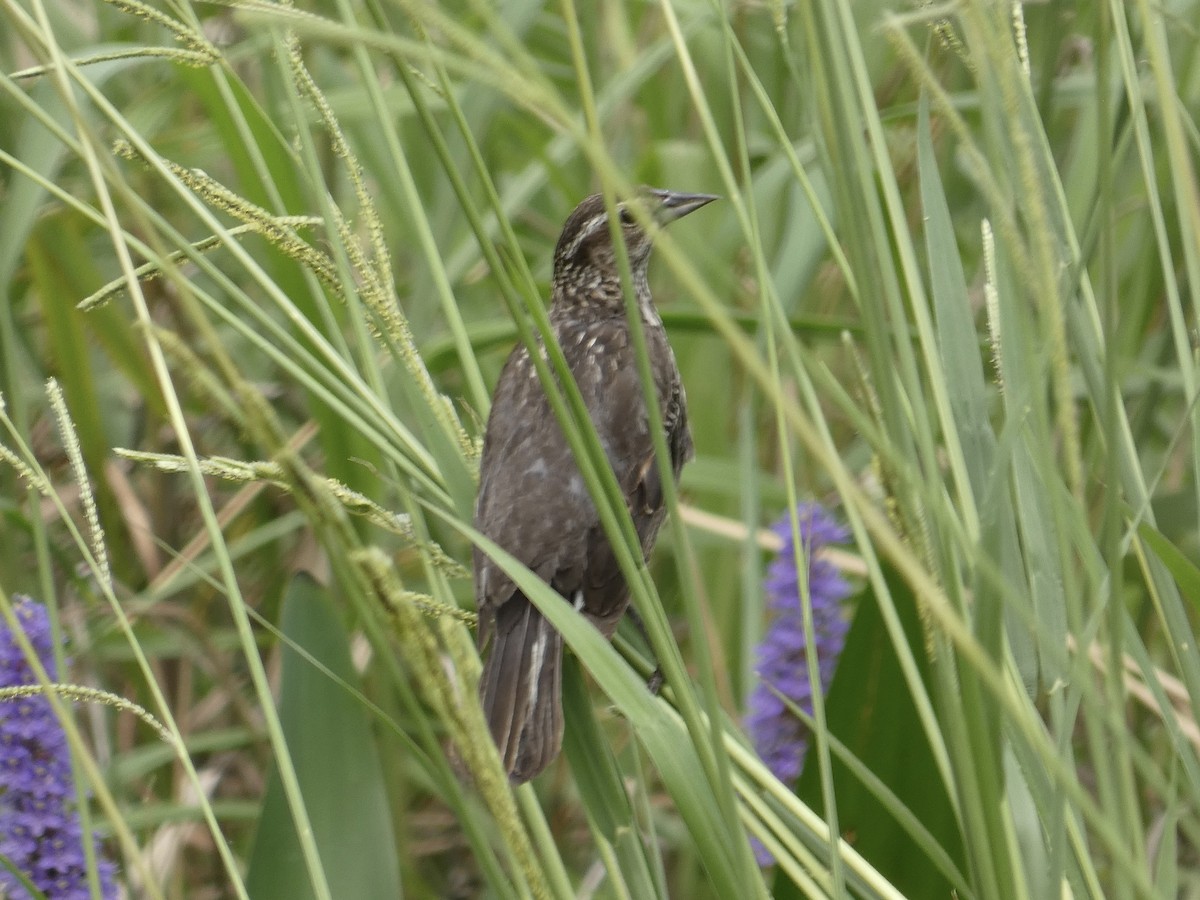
<box><xmin>473</xmin><ymin>317</ymin><xmax>690</xmax><ymax>639</ymax></box>
<box><xmin>568</xmin><ymin>318</ymin><xmax>690</xmax><ymax>634</ymax></box>
<box><xmin>473</xmin><ymin>334</ymin><xmax>597</xmax><ymax>639</ymax></box>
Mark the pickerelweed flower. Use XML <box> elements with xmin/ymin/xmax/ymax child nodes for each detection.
<box><xmin>0</xmin><ymin>596</ymin><xmax>116</xmax><ymax>900</ymax></box>
<box><xmin>745</xmin><ymin>504</ymin><xmax>851</xmax><ymax>865</ymax></box>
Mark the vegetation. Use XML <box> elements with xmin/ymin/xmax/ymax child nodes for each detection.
<box><xmin>1</xmin><ymin>0</ymin><xmax>1198</xmax><ymax>897</ymax></box>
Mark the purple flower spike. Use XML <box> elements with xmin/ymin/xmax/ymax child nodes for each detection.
<box><xmin>0</xmin><ymin>596</ymin><xmax>116</xmax><ymax>899</ymax></box>
<box><xmin>745</xmin><ymin>505</ymin><xmax>852</xmax><ymax>866</ymax></box>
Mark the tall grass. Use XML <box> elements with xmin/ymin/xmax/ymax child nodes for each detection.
<box><xmin>1</xmin><ymin>0</ymin><xmax>1197</xmax><ymax>897</ymax></box>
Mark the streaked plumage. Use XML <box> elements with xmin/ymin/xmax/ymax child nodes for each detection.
<box><xmin>474</xmin><ymin>189</ymin><xmax>715</xmax><ymax>783</ymax></box>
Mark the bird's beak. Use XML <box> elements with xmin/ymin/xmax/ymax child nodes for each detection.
<box><xmin>645</xmin><ymin>189</ymin><xmax>720</xmax><ymax>223</ymax></box>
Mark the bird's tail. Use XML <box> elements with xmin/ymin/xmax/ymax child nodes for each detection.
<box><xmin>479</xmin><ymin>599</ymin><xmax>564</xmax><ymax>784</ymax></box>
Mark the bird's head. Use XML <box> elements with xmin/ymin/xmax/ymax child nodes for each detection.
<box><xmin>551</xmin><ymin>188</ymin><xmax>717</xmax><ymax>286</ymax></box>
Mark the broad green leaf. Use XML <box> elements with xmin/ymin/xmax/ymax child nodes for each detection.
<box><xmin>245</xmin><ymin>575</ymin><xmax>401</xmax><ymax>900</ymax></box>
<box><xmin>1139</xmin><ymin>520</ymin><xmax>1200</xmax><ymax>608</ymax></box>
<box><xmin>796</xmin><ymin>566</ymin><xmax>962</xmax><ymax>899</ymax></box>
<box><xmin>562</xmin><ymin>656</ymin><xmax>664</xmax><ymax>900</ymax></box>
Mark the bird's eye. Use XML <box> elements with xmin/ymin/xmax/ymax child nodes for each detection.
<box><xmin>618</xmin><ymin>206</ymin><xmax>635</xmax><ymax>225</ymax></box>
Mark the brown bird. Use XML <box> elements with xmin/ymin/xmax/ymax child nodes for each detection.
<box><xmin>473</xmin><ymin>188</ymin><xmax>716</xmax><ymax>783</ymax></box>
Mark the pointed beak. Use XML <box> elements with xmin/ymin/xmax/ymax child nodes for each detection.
<box><xmin>645</xmin><ymin>189</ymin><xmax>720</xmax><ymax>223</ymax></box>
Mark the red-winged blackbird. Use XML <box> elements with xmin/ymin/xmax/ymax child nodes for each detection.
<box><xmin>474</xmin><ymin>188</ymin><xmax>716</xmax><ymax>783</ymax></box>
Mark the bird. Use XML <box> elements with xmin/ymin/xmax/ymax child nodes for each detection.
<box><xmin>473</xmin><ymin>187</ymin><xmax>716</xmax><ymax>783</ymax></box>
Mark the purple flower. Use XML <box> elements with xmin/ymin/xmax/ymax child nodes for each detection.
<box><xmin>0</xmin><ymin>596</ymin><xmax>117</xmax><ymax>899</ymax></box>
<box><xmin>745</xmin><ymin>505</ymin><xmax>852</xmax><ymax>865</ymax></box>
